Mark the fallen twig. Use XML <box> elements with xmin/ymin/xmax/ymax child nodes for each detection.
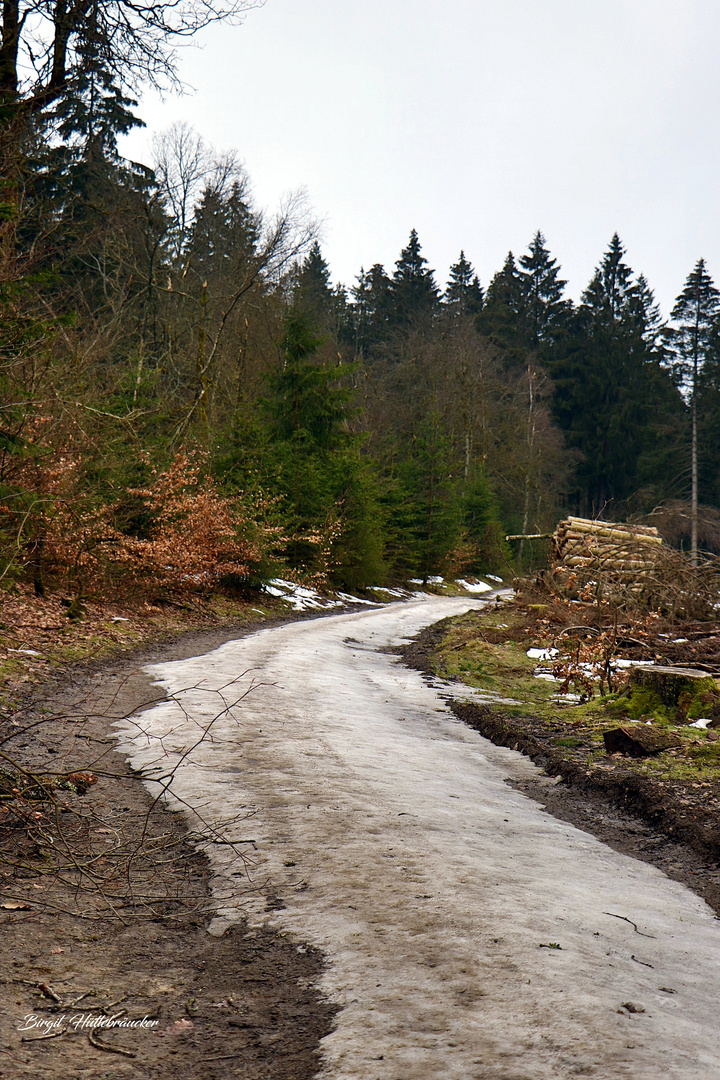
<box><xmin>37</xmin><ymin>981</ymin><xmax>61</xmax><ymax>1003</ymax></box>
<box><xmin>603</xmin><ymin>912</ymin><xmax>656</xmax><ymax>938</ymax></box>
<box><xmin>88</xmin><ymin>1028</ymin><xmax>136</xmax><ymax>1058</ymax></box>
<box><xmin>21</xmin><ymin>1030</ymin><xmax>66</xmax><ymax>1043</ymax></box>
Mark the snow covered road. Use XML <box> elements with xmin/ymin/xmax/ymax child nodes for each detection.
<box><xmin>117</xmin><ymin>596</ymin><xmax>720</xmax><ymax>1079</ymax></box>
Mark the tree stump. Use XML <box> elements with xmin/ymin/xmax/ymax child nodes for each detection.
<box><xmin>628</xmin><ymin>665</ymin><xmax>717</xmax><ymax>707</ymax></box>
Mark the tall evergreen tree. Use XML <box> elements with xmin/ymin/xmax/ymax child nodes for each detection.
<box><xmin>28</xmin><ymin>26</ymin><xmax>149</xmax><ymax>246</ymax></box>
<box><xmin>23</xmin><ymin>34</ymin><xmax>165</xmax><ymax>354</ymax></box>
<box><xmin>351</xmin><ymin>263</ymin><xmax>392</xmax><ymax>357</ymax></box>
<box><xmin>476</xmin><ymin>252</ymin><xmax>525</xmax><ymax>360</ymax></box>
<box><xmin>295</xmin><ymin>242</ymin><xmax>332</xmax><ymax>314</ymax></box>
<box><xmin>263</xmin><ymin>314</ymin><xmax>385</xmax><ymax>586</ymax></box>
<box><xmin>186</xmin><ymin>180</ymin><xmax>258</xmax><ymax>283</ymax></box>
<box><xmin>548</xmin><ymin>235</ymin><xmax>674</xmax><ymax>512</ymax></box>
<box><xmin>387</xmin><ymin>229</ymin><xmax>439</xmax><ymax>330</ymax></box>
<box><xmin>293</xmin><ymin>241</ymin><xmax>349</xmax><ymax>337</ymax></box>
<box><xmin>668</xmin><ymin>259</ymin><xmax>720</xmax><ymax>561</ymax></box>
<box><xmin>582</xmin><ymin>233</ymin><xmax>636</xmax><ymax>323</ymax></box>
<box><xmin>517</xmin><ymin>231</ymin><xmax>569</xmax><ymax>349</ymax></box>
<box><xmin>445</xmin><ymin>251</ymin><xmax>484</xmax><ymax>317</ymax></box>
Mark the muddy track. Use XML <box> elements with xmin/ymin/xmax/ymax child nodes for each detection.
<box><xmin>0</xmin><ymin>614</ymin><xmax>342</xmax><ymax>1079</ymax></box>
<box><xmin>112</xmin><ymin>597</ymin><xmax>720</xmax><ymax>1078</ymax></box>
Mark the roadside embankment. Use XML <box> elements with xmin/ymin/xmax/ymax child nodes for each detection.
<box><xmin>402</xmin><ymin>596</ymin><xmax>720</xmax><ymax>917</ymax></box>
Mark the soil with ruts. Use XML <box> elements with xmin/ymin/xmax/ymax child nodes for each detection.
<box><xmin>0</xmin><ymin>620</ymin><xmax>341</xmax><ymax>1080</ymax></box>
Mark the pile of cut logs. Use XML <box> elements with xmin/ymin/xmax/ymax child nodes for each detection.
<box><xmin>551</xmin><ymin>517</ymin><xmax>662</xmax><ymax>584</ymax></box>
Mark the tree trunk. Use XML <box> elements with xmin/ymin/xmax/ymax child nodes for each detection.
<box><xmin>692</xmin><ymin>373</ymin><xmax>698</xmax><ymax>566</ymax></box>
<box><xmin>691</xmin><ymin>303</ymin><xmax>699</xmax><ymax>567</ymax></box>
<box><xmin>0</xmin><ymin>0</ymin><xmax>20</xmax><ymax>97</ymax></box>
<box><xmin>518</xmin><ymin>363</ymin><xmax>536</xmax><ymax>564</ymax></box>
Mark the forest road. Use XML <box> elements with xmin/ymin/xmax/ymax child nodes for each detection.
<box><xmin>116</xmin><ymin>596</ymin><xmax>720</xmax><ymax>1080</ymax></box>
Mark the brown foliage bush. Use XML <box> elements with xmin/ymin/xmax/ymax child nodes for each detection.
<box><xmin>3</xmin><ymin>448</ymin><xmax>277</xmax><ymax>600</ymax></box>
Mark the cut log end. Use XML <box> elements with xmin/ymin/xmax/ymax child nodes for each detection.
<box><xmin>603</xmin><ymin>726</ymin><xmax>681</xmax><ymax>757</ymax></box>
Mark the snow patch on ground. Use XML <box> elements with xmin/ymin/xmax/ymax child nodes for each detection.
<box><xmin>117</xmin><ymin>598</ymin><xmax>720</xmax><ymax>1079</ymax></box>
<box><xmin>527</xmin><ymin>647</ymin><xmax>559</xmax><ymax>661</ymax></box>
<box><xmin>529</xmin><ymin>648</ymin><xmax>658</xmax><ymax>689</ymax></box>
<box><xmin>266</xmin><ymin>578</ymin><xmax>343</xmax><ymax>611</ymax></box>
<box><xmin>455</xmin><ymin>578</ymin><xmax>492</xmax><ymax>593</ymax></box>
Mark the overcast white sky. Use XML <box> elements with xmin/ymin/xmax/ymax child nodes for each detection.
<box><xmin>121</xmin><ymin>0</ymin><xmax>720</xmax><ymax>317</ymax></box>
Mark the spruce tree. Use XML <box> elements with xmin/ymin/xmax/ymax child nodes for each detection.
<box><xmin>351</xmin><ymin>263</ymin><xmax>392</xmax><ymax>357</ymax></box>
<box><xmin>387</xmin><ymin>229</ymin><xmax>439</xmax><ymax>330</ymax></box>
<box><xmin>445</xmin><ymin>251</ymin><xmax>484</xmax><ymax>317</ymax></box>
<box><xmin>264</xmin><ymin>314</ymin><xmax>385</xmax><ymax>587</ymax></box>
<box><xmin>187</xmin><ymin>180</ymin><xmax>258</xmax><ymax>284</ymax></box>
<box><xmin>294</xmin><ymin>241</ymin><xmax>349</xmax><ymax>338</ymax></box>
<box><xmin>548</xmin><ymin>235</ymin><xmax>673</xmax><ymax>512</ymax></box>
<box><xmin>295</xmin><ymin>242</ymin><xmax>332</xmax><ymax>313</ymax></box>
<box><xmin>668</xmin><ymin>259</ymin><xmax>720</xmax><ymax>561</ymax></box>
<box><xmin>29</xmin><ymin>9</ymin><xmax>147</xmax><ymax>221</ymax></box>
<box><xmin>23</xmin><ymin>34</ymin><xmax>166</xmax><ymax>354</ymax></box>
<box><xmin>582</xmin><ymin>233</ymin><xmax>635</xmax><ymax>322</ymax></box>
<box><xmin>517</xmin><ymin>231</ymin><xmax>569</xmax><ymax>349</ymax></box>
<box><xmin>476</xmin><ymin>252</ymin><xmax>525</xmax><ymax>361</ymax></box>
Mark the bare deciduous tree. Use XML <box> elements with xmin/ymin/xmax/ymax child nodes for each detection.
<box><xmin>1</xmin><ymin>0</ymin><xmax>263</xmax><ymax>111</ymax></box>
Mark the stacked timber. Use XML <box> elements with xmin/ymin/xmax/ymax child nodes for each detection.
<box><xmin>552</xmin><ymin>517</ymin><xmax>662</xmax><ymax>585</ymax></box>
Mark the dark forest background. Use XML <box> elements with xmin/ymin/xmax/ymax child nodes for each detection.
<box><xmin>3</xmin><ymin>0</ymin><xmax>720</xmax><ymax>603</ymax></box>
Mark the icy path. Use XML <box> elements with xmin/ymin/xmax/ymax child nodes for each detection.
<box><xmin>117</xmin><ymin>597</ymin><xmax>720</xmax><ymax>1080</ymax></box>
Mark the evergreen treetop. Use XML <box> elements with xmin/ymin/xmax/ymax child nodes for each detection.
<box><xmin>518</xmin><ymin>231</ymin><xmax>569</xmax><ymax>348</ymax></box>
<box><xmin>388</xmin><ymin>229</ymin><xmax>439</xmax><ymax>328</ymax></box>
<box><xmin>294</xmin><ymin>241</ymin><xmax>346</xmax><ymax>333</ymax></box>
<box><xmin>581</xmin><ymin>233</ymin><xmax>636</xmax><ymax>326</ymax></box>
<box><xmin>350</xmin><ymin>263</ymin><xmax>392</xmax><ymax>356</ymax></box>
<box><xmin>187</xmin><ymin>180</ymin><xmax>259</xmax><ymax>284</ymax></box>
<box><xmin>669</xmin><ymin>258</ymin><xmax>720</xmax><ymax>384</ymax></box>
<box><xmin>477</xmin><ymin>251</ymin><xmax>525</xmax><ymax>357</ymax></box>
<box><xmin>445</xmin><ymin>251</ymin><xmax>484</xmax><ymax>317</ymax></box>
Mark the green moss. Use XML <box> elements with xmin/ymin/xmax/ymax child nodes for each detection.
<box><xmin>626</xmin><ymin>686</ymin><xmax>662</xmax><ymax>720</ymax></box>
<box><xmin>433</xmin><ymin>602</ymin><xmax>720</xmax><ymax>788</ymax></box>
<box><xmin>686</xmin><ymin>742</ymin><xmax>720</xmax><ymax>766</ymax></box>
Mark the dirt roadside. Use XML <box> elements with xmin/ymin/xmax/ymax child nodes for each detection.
<box><xmin>0</xmin><ymin>613</ymin><xmax>343</xmax><ymax>1080</ymax></box>
<box><xmin>402</xmin><ymin>614</ymin><xmax>720</xmax><ymax>919</ymax></box>
<box><xmin>9</xmin><ymin>584</ymin><xmax>720</xmax><ymax>1077</ymax></box>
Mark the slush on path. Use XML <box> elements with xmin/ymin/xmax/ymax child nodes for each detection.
<box><xmin>117</xmin><ymin>596</ymin><xmax>720</xmax><ymax>1079</ymax></box>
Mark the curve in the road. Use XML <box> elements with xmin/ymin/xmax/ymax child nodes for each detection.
<box><xmin>116</xmin><ymin>596</ymin><xmax>720</xmax><ymax>1080</ymax></box>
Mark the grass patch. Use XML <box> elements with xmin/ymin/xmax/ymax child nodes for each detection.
<box><xmin>434</xmin><ymin>601</ymin><xmax>720</xmax><ymax>786</ymax></box>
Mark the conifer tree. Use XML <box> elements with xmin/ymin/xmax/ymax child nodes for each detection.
<box><xmin>351</xmin><ymin>263</ymin><xmax>392</xmax><ymax>357</ymax></box>
<box><xmin>23</xmin><ymin>31</ymin><xmax>166</xmax><ymax>353</ymax></box>
<box><xmin>476</xmin><ymin>252</ymin><xmax>525</xmax><ymax>360</ymax></box>
<box><xmin>295</xmin><ymin>242</ymin><xmax>332</xmax><ymax>310</ymax></box>
<box><xmin>669</xmin><ymin>259</ymin><xmax>720</xmax><ymax>561</ymax></box>
<box><xmin>294</xmin><ymin>241</ymin><xmax>349</xmax><ymax>338</ymax></box>
<box><xmin>548</xmin><ymin>235</ymin><xmax>674</xmax><ymax>512</ymax></box>
<box><xmin>28</xmin><ymin>23</ymin><xmax>149</xmax><ymax>247</ymax></box>
<box><xmin>187</xmin><ymin>180</ymin><xmax>258</xmax><ymax>283</ymax></box>
<box><xmin>517</xmin><ymin>231</ymin><xmax>569</xmax><ymax>349</ymax></box>
<box><xmin>388</xmin><ymin>229</ymin><xmax>439</xmax><ymax>330</ymax></box>
<box><xmin>582</xmin><ymin>233</ymin><xmax>635</xmax><ymax>323</ymax></box>
<box><xmin>445</xmin><ymin>251</ymin><xmax>484</xmax><ymax>317</ymax></box>
<box><xmin>264</xmin><ymin>314</ymin><xmax>385</xmax><ymax>586</ymax></box>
